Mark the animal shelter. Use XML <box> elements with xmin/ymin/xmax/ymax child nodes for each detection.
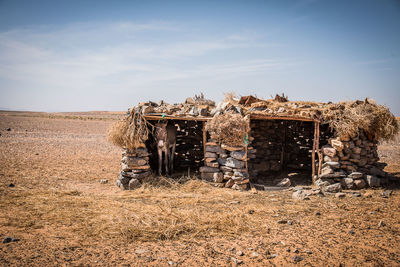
<box><xmin>107</xmin><ymin>94</ymin><xmax>398</xmax><ymax>190</ymax></box>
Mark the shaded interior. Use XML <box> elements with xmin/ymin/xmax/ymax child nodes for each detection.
<box><xmin>146</xmin><ymin>119</ymin><xmax>206</xmax><ymax>175</ymax></box>
<box><xmin>248</xmin><ymin>119</ymin><xmax>333</xmax><ymax>185</ymax></box>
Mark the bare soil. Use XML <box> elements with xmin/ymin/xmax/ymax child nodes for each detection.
<box><xmin>1</xmin><ymin>111</ymin><xmax>400</xmax><ymax>266</ymax></box>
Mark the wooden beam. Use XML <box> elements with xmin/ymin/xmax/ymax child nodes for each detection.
<box><xmin>144</xmin><ymin>115</ymin><xmax>211</xmax><ymax>121</ymax></box>
<box><xmin>250</xmin><ymin>114</ymin><xmax>316</xmax><ymax>122</ymax></box>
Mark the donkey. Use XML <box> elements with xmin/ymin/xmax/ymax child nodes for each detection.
<box><xmin>155</xmin><ymin>121</ymin><xmax>177</xmax><ymax>176</ymax></box>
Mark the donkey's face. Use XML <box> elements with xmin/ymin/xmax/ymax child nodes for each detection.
<box><xmin>155</xmin><ymin>122</ymin><xmax>167</xmax><ymax>147</ymax></box>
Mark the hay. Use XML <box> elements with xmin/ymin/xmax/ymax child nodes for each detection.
<box><xmin>322</xmin><ymin>101</ymin><xmax>399</xmax><ymax>141</ymax></box>
<box><xmin>206</xmin><ymin>112</ymin><xmax>250</xmax><ymax>147</ymax></box>
<box><xmin>107</xmin><ymin>110</ymin><xmax>152</xmax><ymax>150</ymax></box>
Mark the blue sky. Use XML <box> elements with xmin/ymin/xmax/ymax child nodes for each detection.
<box><xmin>0</xmin><ymin>0</ymin><xmax>399</xmax><ymax>114</ymax></box>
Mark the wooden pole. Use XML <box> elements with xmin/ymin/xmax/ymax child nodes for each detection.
<box><xmin>202</xmin><ymin>122</ymin><xmax>207</xmax><ymax>157</ymax></box>
<box><xmin>316</xmin><ymin>121</ymin><xmax>322</xmax><ymax>177</ymax></box>
<box><xmin>311</xmin><ymin>121</ymin><xmax>317</xmax><ymax>184</ymax></box>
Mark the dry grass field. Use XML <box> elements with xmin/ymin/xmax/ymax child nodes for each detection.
<box><xmin>1</xmin><ymin>111</ymin><xmax>400</xmax><ymax>266</ymax></box>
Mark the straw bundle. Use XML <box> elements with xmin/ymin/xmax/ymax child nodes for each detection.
<box><xmin>107</xmin><ymin>110</ymin><xmax>152</xmax><ymax>150</ymax></box>
<box><xmin>323</xmin><ymin>100</ymin><xmax>398</xmax><ymax>141</ymax></box>
<box><xmin>206</xmin><ymin>112</ymin><xmax>250</xmax><ymax>146</ymax></box>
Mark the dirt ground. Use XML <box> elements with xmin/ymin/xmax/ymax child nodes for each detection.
<box><xmin>1</xmin><ymin>111</ymin><xmax>399</xmax><ymax>266</ymax></box>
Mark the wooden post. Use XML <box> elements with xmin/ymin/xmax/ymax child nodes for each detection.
<box><xmin>311</xmin><ymin>121</ymin><xmax>317</xmax><ymax>184</ymax></box>
<box><xmin>316</xmin><ymin>121</ymin><xmax>322</xmax><ymax>177</ymax></box>
<box><xmin>202</xmin><ymin>122</ymin><xmax>207</xmax><ymax>157</ymax></box>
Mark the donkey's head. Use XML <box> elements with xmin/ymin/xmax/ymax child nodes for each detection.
<box><xmin>155</xmin><ymin>121</ymin><xmax>167</xmax><ymax>147</ymax></box>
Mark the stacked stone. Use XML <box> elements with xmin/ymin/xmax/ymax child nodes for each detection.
<box><xmin>318</xmin><ymin>130</ymin><xmax>385</xmax><ymax>189</ymax></box>
<box><xmin>200</xmin><ymin>141</ymin><xmax>250</xmax><ymax>190</ymax></box>
<box><xmin>117</xmin><ymin>147</ymin><xmax>152</xmax><ymax>190</ymax></box>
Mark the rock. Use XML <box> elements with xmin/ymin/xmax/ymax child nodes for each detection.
<box><xmin>135</xmin><ymin>249</ymin><xmax>149</xmax><ymax>254</ymax></box>
<box><xmin>206</xmin><ymin>145</ymin><xmax>224</xmax><ymax>153</ymax></box>
<box><xmin>287</xmin><ymin>220</ymin><xmax>293</xmax><ymax>225</ymax></box>
<box><xmin>292</xmin><ymin>190</ymin><xmax>310</xmax><ymax>200</ymax></box>
<box><xmin>354</xmin><ymin>179</ymin><xmax>366</xmax><ymax>189</ymax></box>
<box><xmin>292</xmin><ymin>256</ymin><xmax>303</xmax><ymax>263</ymax></box>
<box><xmin>201</xmin><ymin>172</ymin><xmax>223</xmax><ymax>183</ymax></box>
<box><xmin>6</xmin><ymin>128</ymin><xmax>11</xmax><ymax>131</ymax></box>
<box><xmin>335</xmin><ymin>192</ymin><xmax>346</xmax><ymax>198</ymax></box>
<box><xmin>324</xmin><ymin>155</ymin><xmax>339</xmax><ymax>162</ymax></box>
<box><xmin>231</xmin><ymin>257</ymin><xmax>243</xmax><ymax>265</ymax></box>
<box><xmin>276</xmin><ymin>178</ymin><xmax>291</xmax><ymax>187</ymax></box>
<box><xmin>322</xmin><ymin>146</ymin><xmax>336</xmax><ymax>157</ymax></box>
<box><xmin>200</xmin><ymin>166</ymin><xmax>220</xmax><ymax>173</ymax></box>
<box><xmin>331</xmin><ymin>139</ymin><xmax>344</xmax><ymax>152</ymax></box>
<box><xmin>343</xmin><ymin>178</ymin><xmax>354</xmax><ymax>189</ymax></box>
<box><xmin>233</xmin><ymin>171</ymin><xmax>249</xmax><ymax>178</ymax></box>
<box><xmin>315</xmin><ymin>211</ymin><xmax>321</xmax><ymax>216</ymax></box>
<box><xmin>230</xmin><ymin>151</ymin><xmax>247</xmax><ymax>160</ymax></box>
<box><xmin>122</xmin><ymin>156</ymin><xmax>148</xmax><ymax>167</ymax></box>
<box><xmin>325</xmin><ymin>183</ymin><xmax>342</xmax><ymax>193</ymax></box>
<box><xmin>378</xmin><ymin>220</ymin><xmax>385</xmax><ymax>227</ymax></box>
<box><xmin>225</xmin><ymin>179</ymin><xmax>234</xmax><ymax>188</ymax></box>
<box><xmin>3</xmin><ymin>237</ymin><xmax>12</xmax><ymax>243</ymax></box>
<box><xmin>349</xmin><ymin>229</ymin><xmax>355</xmax><ymax>235</ymax></box>
<box><xmin>366</xmin><ymin>175</ymin><xmax>380</xmax><ymax>187</ymax></box>
<box><xmin>8</xmin><ymin>183</ymin><xmax>15</xmax><ymax>187</ymax></box>
<box><xmin>352</xmin><ymin>192</ymin><xmax>362</xmax><ymax>197</ymax></box>
<box><xmin>323</xmin><ymin>161</ymin><xmax>340</xmax><ymax>169</ymax></box>
<box><xmin>128</xmin><ymin>178</ymin><xmax>141</xmax><ymax>190</ymax></box>
<box><xmin>321</xmin><ymin>166</ymin><xmax>334</xmax><ymax>176</ymax></box>
<box><xmin>251</xmin><ymin>252</ymin><xmax>259</xmax><ymax>258</ymax></box>
<box><xmin>204</xmin><ymin>152</ymin><xmax>217</xmax><ymax>158</ymax></box>
<box><xmin>349</xmin><ymin>172</ymin><xmax>364</xmax><ymax>179</ymax></box>
<box><xmin>277</xmin><ymin>220</ymin><xmax>287</xmax><ymax>224</ymax></box>
<box><xmin>293</xmin><ymin>248</ymin><xmax>299</xmax><ymax>253</ymax></box>
<box><xmin>236</xmin><ymin>250</ymin><xmax>244</xmax><ymax>256</ymax></box>
<box><xmin>220</xmin><ymin>166</ymin><xmax>233</xmax><ymax>172</ymax></box>
<box><xmin>168</xmin><ymin>261</ymin><xmax>175</xmax><ymax>266</ymax></box>
<box><xmin>315</xmin><ymin>179</ymin><xmax>330</xmax><ymax>188</ymax></box>
<box><xmin>2</xmin><ymin>237</ymin><xmax>18</xmax><ymax>243</ymax></box>
<box><xmin>99</xmin><ymin>179</ymin><xmax>108</xmax><ymax>184</ymax></box>
<box><xmin>221</xmin><ymin>157</ymin><xmax>245</xmax><ymax>169</ymax></box>
<box><xmin>266</xmin><ymin>254</ymin><xmax>278</xmax><ymax>259</ymax></box>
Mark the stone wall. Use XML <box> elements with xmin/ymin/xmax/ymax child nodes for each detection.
<box><xmin>318</xmin><ymin>130</ymin><xmax>386</xmax><ymax>189</ymax></box>
<box><xmin>200</xmin><ymin>141</ymin><xmax>251</xmax><ymax>190</ymax></box>
<box><xmin>116</xmin><ymin>147</ymin><xmax>151</xmax><ymax>190</ymax></box>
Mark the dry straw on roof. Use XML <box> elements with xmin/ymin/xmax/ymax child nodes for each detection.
<box><xmin>206</xmin><ymin>112</ymin><xmax>250</xmax><ymax>147</ymax></box>
<box><xmin>322</xmin><ymin>100</ymin><xmax>399</xmax><ymax>141</ymax></box>
<box><xmin>107</xmin><ymin>110</ymin><xmax>152</xmax><ymax>150</ymax></box>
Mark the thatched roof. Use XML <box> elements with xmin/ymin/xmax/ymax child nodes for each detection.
<box><xmin>108</xmin><ymin>94</ymin><xmax>399</xmax><ymax>149</ymax></box>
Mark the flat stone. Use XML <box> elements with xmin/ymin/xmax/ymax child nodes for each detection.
<box><xmin>322</xmin><ymin>146</ymin><xmax>336</xmax><ymax>157</ymax></box>
<box><xmin>99</xmin><ymin>179</ymin><xmax>108</xmax><ymax>184</ymax></box>
<box><xmin>323</xmin><ymin>162</ymin><xmax>340</xmax><ymax>169</ymax></box>
<box><xmin>276</xmin><ymin>178</ymin><xmax>291</xmax><ymax>187</ymax></box>
<box><xmin>220</xmin><ymin>166</ymin><xmax>233</xmax><ymax>172</ymax></box>
<box><xmin>315</xmin><ymin>179</ymin><xmax>331</xmax><ymax>188</ymax></box>
<box><xmin>224</xmin><ymin>157</ymin><xmax>245</xmax><ymax>169</ymax></box>
<box><xmin>230</xmin><ymin>151</ymin><xmax>247</xmax><ymax>160</ymax></box>
<box><xmin>325</xmin><ymin>183</ymin><xmax>342</xmax><ymax>193</ymax></box>
<box><xmin>204</xmin><ymin>152</ymin><xmax>217</xmax><ymax>158</ymax></box>
<box><xmin>200</xmin><ymin>166</ymin><xmax>220</xmax><ymax>173</ymax></box>
<box><xmin>292</xmin><ymin>190</ymin><xmax>310</xmax><ymax>200</ymax></box>
<box><xmin>349</xmin><ymin>172</ymin><xmax>364</xmax><ymax>179</ymax></box>
<box><xmin>331</xmin><ymin>139</ymin><xmax>344</xmax><ymax>152</ymax></box>
<box><xmin>206</xmin><ymin>145</ymin><xmax>224</xmax><ymax>153</ymax></box>
<box><xmin>370</xmin><ymin>167</ymin><xmax>386</xmax><ymax>177</ymax></box>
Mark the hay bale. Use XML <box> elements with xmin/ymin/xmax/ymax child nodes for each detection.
<box><xmin>205</xmin><ymin>112</ymin><xmax>250</xmax><ymax>147</ymax></box>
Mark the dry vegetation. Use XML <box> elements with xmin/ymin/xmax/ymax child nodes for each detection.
<box><xmin>1</xmin><ymin>111</ymin><xmax>400</xmax><ymax>266</ymax></box>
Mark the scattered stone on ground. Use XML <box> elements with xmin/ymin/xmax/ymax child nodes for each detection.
<box><xmin>3</xmin><ymin>237</ymin><xmax>19</xmax><ymax>243</ymax></box>
<box><xmin>99</xmin><ymin>179</ymin><xmax>108</xmax><ymax>184</ymax></box>
<box><xmin>335</xmin><ymin>192</ymin><xmax>346</xmax><ymax>198</ymax></box>
<box><xmin>292</xmin><ymin>256</ymin><xmax>303</xmax><ymax>263</ymax></box>
<box><xmin>236</xmin><ymin>250</ymin><xmax>244</xmax><ymax>256</ymax></box>
<box><xmin>325</xmin><ymin>183</ymin><xmax>342</xmax><ymax>193</ymax></box>
<box><xmin>277</xmin><ymin>220</ymin><xmax>288</xmax><ymax>224</ymax></box>
<box><xmin>292</xmin><ymin>190</ymin><xmax>310</xmax><ymax>200</ymax></box>
<box><xmin>231</xmin><ymin>257</ymin><xmax>243</xmax><ymax>265</ymax></box>
<box><xmin>8</xmin><ymin>183</ymin><xmax>15</xmax><ymax>187</ymax></box>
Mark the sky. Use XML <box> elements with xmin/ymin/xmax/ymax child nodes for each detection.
<box><xmin>0</xmin><ymin>0</ymin><xmax>399</xmax><ymax>114</ymax></box>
